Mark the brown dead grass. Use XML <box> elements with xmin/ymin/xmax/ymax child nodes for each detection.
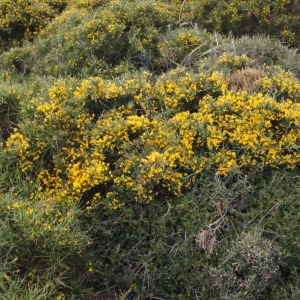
<box><xmin>229</xmin><ymin>68</ymin><xmax>266</xmax><ymax>93</ymax></box>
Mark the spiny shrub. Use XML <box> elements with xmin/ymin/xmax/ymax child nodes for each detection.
<box><xmin>183</xmin><ymin>0</ymin><xmax>300</xmax><ymax>46</ymax></box>
<box><xmin>226</xmin><ymin>169</ymin><xmax>300</xmax><ymax>299</ymax></box>
<box><xmin>1</xmin><ymin>54</ymin><xmax>300</xmax><ymax>298</ymax></box>
<box><xmin>0</xmin><ymin>0</ymin><xmax>70</xmax><ymax>51</ymax></box>
<box><xmin>0</xmin><ymin>82</ymin><xmax>23</xmax><ymax>141</ymax></box>
<box><xmin>0</xmin><ymin>192</ymin><xmax>91</xmax><ymax>298</ymax></box>
<box><xmin>219</xmin><ymin>35</ymin><xmax>300</xmax><ymax>77</ymax></box>
<box><xmin>3</xmin><ymin>63</ymin><xmax>300</xmax><ymax>208</ymax></box>
<box><xmin>0</xmin><ymin>0</ymin><xmax>176</xmax><ymax>78</ymax></box>
<box><xmin>208</xmin><ymin>231</ymin><xmax>284</xmax><ymax>299</ymax></box>
<box><xmin>159</xmin><ymin>27</ymin><xmax>213</xmax><ymax>69</ymax></box>
<box><xmin>1</xmin><ymin>0</ymin><xmax>300</xmax><ymax>298</ymax></box>
<box><xmin>82</xmin><ymin>169</ymin><xmax>300</xmax><ymax>299</ymax></box>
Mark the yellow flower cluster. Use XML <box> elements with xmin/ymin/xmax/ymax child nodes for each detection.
<box><xmin>217</xmin><ymin>53</ymin><xmax>249</xmax><ymax>71</ymax></box>
<box><xmin>185</xmin><ymin>0</ymin><xmax>299</xmax><ymax>45</ymax></box>
<box><xmin>155</xmin><ymin>69</ymin><xmax>197</xmax><ymax>110</ymax></box>
<box><xmin>159</xmin><ymin>29</ymin><xmax>203</xmax><ymax>64</ymax></box>
<box><xmin>4</xmin><ymin>62</ymin><xmax>300</xmax><ymax>206</ymax></box>
<box><xmin>0</xmin><ymin>0</ymin><xmax>70</xmax><ymax>46</ymax></box>
<box><xmin>256</xmin><ymin>68</ymin><xmax>300</xmax><ymax>101</ymax></box>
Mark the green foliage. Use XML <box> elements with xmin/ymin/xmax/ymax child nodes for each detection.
<box><xmin>0</xmin><ymin>81</ymin><xmax>22</xmax><ymax>141</ymax></box>
<box><xmin>83</xmin><ymin>170</ymin><xmax>300</xmax><ymax>299</ymax></box>
<box><xmin>0</xmin><ymin>193</ymin><xmax>91</xmax><ymax>299</ymax></box>
<box><xmin>208</xmin><ymin>231</ymin><xmax>283</xmax><ymax>299</ymax></box>
<box><xmin>215</xmin><ymin>35</ymin><xmax>300</xmax><ymax>77</ymax></box>
<box><xmin>159</xmin><ymin>27</ymin><xmax>213</xmax><ymax>69</ymax></box>
<box><xmin>1</xmin><ymin>0</ymin><xmax>300</xmax><ymax>298</ymax></box>
<box><xmin>183</xmin><ymin>0</ymin><xmax>300</xmax><ymax>46</ymax></box>
<box><xmin>0</xmin><ymin>0</ymin><xmax>70</xmax><ymax>51</ymax></box>
<box><xmin>0</xmin><ymin>0</ymin><xmax>177</xmax><ymax>78</ymax></box>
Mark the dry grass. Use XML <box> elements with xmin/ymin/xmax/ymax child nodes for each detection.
<box><xmin>229</xmin><ymin>68</ymin><xmax>266</xmax><ymax>93</ymax></box>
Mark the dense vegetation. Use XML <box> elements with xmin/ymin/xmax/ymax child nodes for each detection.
<box><xmin>1</xmin><ymin>0</ymin><xmax>300</xmax><ymax>299</ymax></box>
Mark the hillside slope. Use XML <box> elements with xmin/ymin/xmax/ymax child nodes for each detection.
<box><xmin>0</xmin><ymin>1</ymin><xmax>300</xmax><ymax>299</ymax></box>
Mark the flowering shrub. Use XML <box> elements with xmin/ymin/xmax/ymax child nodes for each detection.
<box><xmin>0</xmin><ymin>0</ymin><xmax>176</xmax><ymax>78</ymax></box>
<box><xmin>4</xmin><ymin>63</ymin><xmax>300</xmax><ymax>207</ymax></box>
<box><xmin>0</xmin><ymin>193</ymin><xmax>90</xmax><ymax>299</ymax></box>
<box><xmin>0</xmin><ymin>82</ymin><xmax>23</xmax><ymax>141</ymax></box>
<box><xmin>184</xmin><ymin>0</ymin><xmax>300</xmax><ymax>46</ymax></box>
<box><xmin>159</xmin><ymin>27</ymin><xmax>213</xmax><ymax>69</ymax></box>
<box><xmin>0</xmin><ymin>0</ymin><xmax>70</xmax><ymax>50</ymax></box>
<box><xmin>1</xmin><ymin>0</ymin><xmax>300</xmax><ymax>298</ymax></box>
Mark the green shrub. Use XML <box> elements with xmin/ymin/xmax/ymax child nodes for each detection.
<box><xmin>0</xmin><ymin>81</ymin><xmax>23</xmax><ymax>141</ymax></box>
<box><xmin>221</xmin><ymin>35</ymin><xmax>300</xmax><ymax>78</ymax></box>
<box><xmin>159</xmin><ymin>27</ymin><xmax>213</xmax><ymax>70</ymax></box>
<box><xmin>1</xmin><ymin>0</ymin><xmax>300</xmax><ymax>298</ymax></box>
<box><xmin>193</xmin><ymin>34</ymin><xmax>300</xmax><ymax>81</ymax></box>
<box><xmin>0</xmin><ymin>0</ymin><xmax>70</xmax><ymax>51</ymax></box>
<box><xmin>183</xmin><ymin>0</ymin><xmax>300</xmax><ymax>46</ymax></box>
<box><xmin>233</xmin><ymin>169</ymin><xmax>300</xmax><ymax>298</ymax></box>
<box><xmin>0</xmin><ymin>192</ymin><xmax>91</xmax><ymax>299</ymax></box>
<box><xmin>208</xmin><ymin>231</ymin><xmax>284</xmax><ymax>299</ymax></box>
<box><xmin>0</xmin><ymin>0</ymin><xmax>176</xmax><ymax>78</ymax></box>
<box><xmin>82</xmin><ymin>169</ymin><xmax>300</xmax><ymax>299</ymax></box>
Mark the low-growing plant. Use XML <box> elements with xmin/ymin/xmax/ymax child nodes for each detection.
<box><xmin>208</xmin><ymin>231</ymin><xmax>284</xmax><ymax>299</ymax></box>
<box><xmin>0</xmin><ymin>0</ymin><xmax>70</xmax><ymax>51</ymax></box>
<box><xmin>221</xmin><ymin>35</ymin><xmax>300</xmax><ymax>77</ymax></box>
<box><xmin>0</xmin><ymin>0</ymin><xmax>300</xmax><ymax>298</ymax></box>
<box><xmin>0</xmin><ymin>192</ymin><xmax>92</xmax><ymax>299</ymax></box>
<box><xmin>183</xmin><ymin>0</ymin><xmax>300</xmax><ymax>46</ymax></box>
<box><xmin>0</xmin><ymin>0</ymin><xmax>177</xmax><ymax>78</ymax></box>
<box><xmin>159</xmin><ymin>27</ymin><xmax>213</xmax><ymax>70</ymax></box>
<box><xmin>0</xmin><ymin>82</ymin><xmax>22</xmax><ymax>141</ymax></box>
